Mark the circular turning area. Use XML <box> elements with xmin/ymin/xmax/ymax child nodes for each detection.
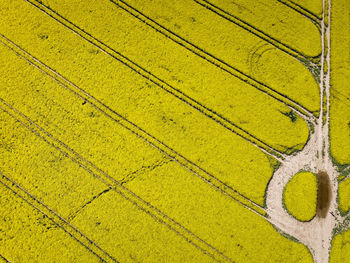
<box><xmin>283</xmin><ymin>171</ymin><xmax>317</xmax><ymax>221</ymax></box>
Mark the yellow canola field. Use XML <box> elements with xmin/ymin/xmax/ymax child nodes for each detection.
<box><xmin>0</xmin><ymin>181</ymin><xmax>102</xmax><ymax>263</ymax></box>
<box><xmin>0</xmin><ymin>36</ymin><xmax>312</xmax><ymax>262</ymax></box>
<box><xmin>330</xmin><ymin>0</ymin><xmax>350</xmax><ymax>166</ymax></box>
<box><xmin>0</xmin><ymin>0</ymin><xmax>348</xmax><ymax>262</ymax></box>
<box><xmin>161</xmin><ymin>0</ymin><xmax>321</xmax><ymax>57</ymax></box>
<box><xmin>329</xmin><ymin>0</ymin><xmax>350</xmax><ymax>261</ymax></box>
<box><xmin>330</xmin><ymin>230</ymin><xmax>350</xmax><ymax>263</ymax></box>
<box><xmin>338</xmin><ymin>177</ymin><xmax>350</xmax><ymax>214</ymax></box>
<box><xmin>0</xmin><ymin>31</ymin><xmax>273</xmax><ymax>208</ymax></box>
<box><xmin>0</xmin><ymin>0</ymin><xmax>312</xmax><ymax>154</ymax></box>
<box><xmin>0</xmin><ymin>112</ymin><xmax>213</xmax><ymax>262</ymax></box>
<box><xmin>0</xmin><ymin>0</ymin><xmax>313</xmax><ymax>208</ymax></box>
<box><xmin>291</xmin><ymin>0</ymin><xmax>323</xmax><ymax>18</ymax></box>
<box><xmin>40</xmin><ymin>0</ymin><xmax>320</xmax><ymax>116</ymax></box>
<box><xmin>283</xmin><ymin>172</ymin><xmax>317</xmax><ymax>221</ymax></box>
<box><xmin>110</xmin><ymin>0</ymin><xmax>321</xmax><ymax>113</ymax></box>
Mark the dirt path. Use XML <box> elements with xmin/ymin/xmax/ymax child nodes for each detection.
<box><xmin>265</xmin><ymin>0</ymin><xmax>349</xmax><ymax>262</ymax></box>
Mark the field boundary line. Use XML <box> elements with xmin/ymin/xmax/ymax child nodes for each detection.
<box><xmin>0</xmin><ymin>171</ymin><xmax>117</xmax><ymax>263</ymax></box>
<box><xmin>25</xmin><ymin>0</ymin><xmax>312</xmax><ymax>160</ymax></box>
<box><xmin>277</xmin><ymin>0</ymin><xmax>321</xmax><ymax>24</ymax></box>
<box><xmin>0</xmin><ymin>32</ymin><xmax>268</xmax><ymax>217</ymax></box>
<box><xmin>0</xmin><ymin>99</ymin><xmax>234</xmax><ymax>263</ymax></box>
<box><xmin>0</xmin><ymin>254</ymin><xmax>12</xmax><ymax>263</ymax></box>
